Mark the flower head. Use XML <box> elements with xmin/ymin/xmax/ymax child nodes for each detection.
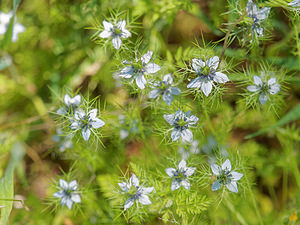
<box><xmin>165</xmin><ymin>160</ymin><xmax>196</xmax><ymax>191</ymax></box>
<box><xmin>53</xmin><ymin>179</ymin><xmax>81</xmax><ymax>209</ymax></box>
<box><xmin>187</xmin><ymin>56</ymin><xmax>229</xmax><ymax>96</ymax></box>
<box><xmin>57</xmin><ymin>94</ymin><xmax>81</xmax><ymax>116</ymax></box>
<box><xmin>246</xmin><ymin>0</ymin><xmax>270</xmax><ymax>37</ymax></box>
<box><xmin>70</xmin><ymin>109</ymin><xmax>105</xmax><ymax>141</ymax></box>
<box><xmin>211</xmin><ymin>159</ymin><xmax>243</xmax><ymax>193</ymax></box>
<box><xmin>247</xmin><ymin>75</ymin><xmax>280</xmax><ymax>105</ymax></box>
<box><xmin>148</xmin><ymin>74</ymin><xmax>181</xmax><ymax>106</ymax></box>
<box><xmin>118</xmin><ymin>51</ymin><xmax>161</xmax><ymax>89</ymax></box>
<box><xmin>164</xmin><ymin>110</ymin><xmax>198</xmax><ymax>143</ymax></box>
<box><xmin>118</xmin><ymin>174</ymin><xmax>154</xmax><ymax>211</ymax></box>
<box><xmin>0</xmin><ymin>11</ymin><xmax>25</xmax><ymax>42</ymax></box>
<box><xmin>52</xmin><ymin>128</ymin><xmax>73</xmax><ymax>152</ymax></box>
<box><xmin>99</xmin><ymin>20</ymin><xmax>131</xmax><ymax>49</ymax></box>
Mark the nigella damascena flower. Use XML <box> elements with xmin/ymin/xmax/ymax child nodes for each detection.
<box><xmin>288</xmin><ymin>0</ymin><xmax>300</xmax><ymax>9</ymax></box>
<box><xmin>165</xmin><ymin>160</ymin><xmax>196</xmax><ymax>191</ymax></box>
<box><xmin>247</xmin><ymin>75</ymin><xmax>280</xmax><ymax>105</ymax></box>
<box><xmin>52</xmin><ymin>128</ymin><xmax>73</xmax><ymax>152</ymax></box>
<box><xmin>99</xmin><ymin>20</ymin><xmax>131</xmax><ymax>49</ymax></box>
<box><xmin>187</xmin><ymin>56</ymin><xmax>229</xmax><ymax>96</ymax></box>
<box><xmin>0</xmin><ymin>11</ymin><xmax>25</xmax><ymax>42</ymax></box>
<box><xmin>53</xmin><ymin>179</ymin><xmax>81</xmax><ymax>209</ymax></box>
<box><xmin>148</xmin><ymin>74</ymin><xmax>181</xmax><ymax>106</ymax></box>
<box><xmin>118</xmin><ymin>51</ymin><xmax>161</xmax><ymax>89</ymax></box>
<box><xmin>57</xmin><ymin>94</ymin><xmax>81</xmax><ymax>116</ymax></box>
<box><xmin>164</xmin><ymin>110</ymin><xmax>198</xmax><ymax>143</ymax></box>
<box><xmin>70</xmin><ymin>109</ymin><xmax>105</xmax><ymax>141</ymax></box>
<box><xmin>118</xmin><ymin>173</ymin><xmax>154</xmax><ymax>211</ymax></box>
<box><xmin>246</xmin><ymin>0</ymin><xmax>270</xmax><ymax>37</ymax></box>
<box><xmin>211</xmin><ymin>159</ymin><xmax>243</xmax><ymax>193</ymax></box>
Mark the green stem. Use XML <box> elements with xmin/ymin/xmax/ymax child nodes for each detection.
<box><xmin>225</xmin><ymin>201</ymin><xmax>248</xmax><ymax>225</ymax></box>
<box><xmin>202</xmin><ymin>102</ymin><xmax>216</xmax><ymax>136</ymax></box>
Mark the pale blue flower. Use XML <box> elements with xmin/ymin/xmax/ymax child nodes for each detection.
<box><xmin>247</xmin><ymin>75</ymin><xmax>280</xmax><ymax>105</ymax></box>
<box><xmin>70</xmin><ymin>109</ymin><xmax>105</xmax><ymax>141</ymax></box>
<box><xmin>187</xmin><ymin>56</ymin><xmax>229</xmax><ymax>96</ymax></box>
<box><xmin>246</xmin><ymin>0</ymin><xmax>270</xmax><ymax>37</ymax></box>
<box><xmin>53</xmin><ymin>179</ymin><xmax>81</xmax><ymax>209</ymax></box>
<box><xmin>211</xmin><ymin>159</ymin><xmax>243</xmax><ymax>193</ymax></box>
<box><xmin>57</xmin><ymin>94</ymin><xmax>81</xmax><ymax>116</ymax></box>
<box><xmin>99</xmin><ymin>20</ymin><xmax>131</xmax><ymax>49</ymax></box>
<box><xmin>165</xmin><ymin>160</ymin><xmax>196</xmax><ymax>191</ymax></box>
<box><xmin>118</xmin><ymin>51</ymin><xmax>161</xmax><ymax>89</ymax></box>
<box><xmin>148</xmin><ymin>74</ymin><xmax>181</xmax><ymax>106</ymax></box>
<box><xmin>288</xmin><ymin>0</ymin><xmax>300</xmax><ymax>10</ymax></box>
<box><xmin>118</xmin><ymin>174</ymin><xmax>154</xmax><ymax>211</ymax></box>
<box><xmin>164</xmin><ymin>110</ymin><xmax>198</xmax><ymax>143</ymax></box>
<box><xmin>119</xmin><ymin>115</ymin><xmax>139</xmax><ymax>140</ymax></box>
<box><xmin>52</xmin><ymin>128</ymin><xmax>73</xmax><ymax>152</ymax></box>
<box><xmin>0</xmin><ymin>11</ymin><xmax>25</xmax><ymax>42</ymax></box>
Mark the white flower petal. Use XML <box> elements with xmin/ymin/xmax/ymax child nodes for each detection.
<box><xmin>171</xmin><ymin>180</ymin><xmax>181</xmax><ymax>191</ymax></box>
<box><xmin>171</xmin><ymin>129</ymin><xmax>181</xmax><ymax>141</ymax></box>
<box><xmin>130</xmin><ymin>174</ymin><xmax>139</xmax><ymax>188</ymax></box>
<box><xmin>68</xmin><ymin>180</ymin><xmax>77</xmax><ymax>190</ymax></box>
<box><xmin>259</xmin><ymin>93</ymin><xmax>268</xmax><ymax>105</ymax></box>
<box><xmin>88</xmin><ymin>109</ymin><xmax>97</xmax><ymax>119</ymax></box>
<box><xmin>124</xmin><ymin>198</ymin><xmax>134</xmax><ymax>210</ymax></box>
<box><xmin>181</xmin><ymin>179</ymin><xmax>191</xmax><ymax>190</ymax></box>
<box><xmin>246</xmin><ymin>0</ymin><xmax>258</xmax><ymax>17</ymax></box>
<box><xmin>226</xmin><ymin>182</ymin><xmax>238</xmax><ymax>193</ymax></box>
<box><xmin>103</xmin><ymin>20</ymin><xmax>113</xmax><ymax>30</ymax></box>
<box><xmin>206</xmin><ymin>56</ymin><xmax>219</xmax><ymax>70</ymax></box>
<box><xmin>70</xmin><ymin>121</ymin><xmax>80</xmax><ymax>130</ymax></box>
<box><xmin>71</xmin><ymin>194</ymin><xmax>81</xmax><ymax>203</ymax></box>
<box><xmin>267</xmin><ymin>78</ymin><xmax>277</xmax><ymax>86</ymax></box>
<box><xmin>253</xmin><ymin>75</ymin><xmax>263</xmax><ymax>86</ymax></box>
<box><xmin>162</xmin><ymin>74</ymin><xmax>173</xmax><ymax>85</ymax></box>
<box><xmin>214</xmin><ymin>72</ymin><xmax>229</xmax><ymax>83</ymax></box>
<box><xmin>141</xmin><ymin>51</ymin><xmax>153</xmax><ymax>64</ymax></box>
<box><xmin>162</xmin><ymin>92</ymin><xmax>173</xmax><ymax>106</ymax></box>
<box><xmin>118</xmin><ymin>182</ymin><xmax>130</xmax><ymax>192</ymax></box>
<box><xmin>116</xmin><ymin>20</ymin><xmax>126</xmax><ymax>30</ymax></box>
<box><xmin>181</xmin><ymin>129</ymin><xmax>193</xmax><ymax>143</ymax></box>
<box><xmin>178</xmin><ymin>160</ymin><xmax>187</xmax><ymax>171</ymax></box>
<box><xmin>211</xmin><ymin>164</ymin><xmax>221</xmax><ymax>175</ymax></box>
<box><xmin>53</xmin><ymin>191</ymin><xmax>64</xmax><ymax>198</ymax></box>
<box><xmin>82</xmin><ymin>127</ymin><xmax>91</xmax><ymax>141</ymax></box>
<box><xmin>121</xmin><ymin>29</ymin><xmax>131</xmax><ymax>38</ymax></box>
<box><xmin>222</xmin><ymin>159</ymin><xmax>232</xmax><ymax>171</ymax></box>
<box><xmin>65</xmin><ymin>199</ymin><xmax>73</xmax><ymax>209</ymax></box>
<box><xmin>75</xmin><ymin>109</ymin><xmax>85</xmax><ymax>120</ymax></box>
<box><xmin>99</xmin><ymin>30</ymin><xmax>112</xmax><ymax>38</ymax></box>
<box><xmin>138</xmin><ymin>194</ymin><xmax>151</xmax><ymax>205</ymax></box>
<box><xmin>112</xmin><ymin>36</ymin><xmax>122</xmax><ymax>50</ymax></box>
<box><xmin>135</xmin><ymin>75</ymin><xmax>147</xmax><ymax>89</ymax></box>
<box><xmin>119</xmin><ymin>66</ymin><xmax>133</xmax><ymax>78</ymax></box>
<box><xmin>145</xmin><ymin>63</ymin><xmax>161</xmax><ymax>74</ymax></box>
<box><xmin>148</xmin><ymin>89</ymin><xmax>160</xmax><ymax>99</ymax></box>
<box><xmin>91</xmin><ymin>118</ymin><xmax>105</xmax><ymax>128</ymax></box>
<box><xmin>170</xmin><ymin>87</ymin><xmax>180</xmax><ymax>95</ymax></box>
<box><xmin>231</xmin><ymin>171</ymin><xmax>243</xmax><ymax>181</ymax></box>
<box><xmin>269</xmin><ymin>84</ymin><xmax>280</xmax><ymax>95</ymax></box>
<box><xmin>164</xmin><ymin>114</ymin><xmax>175</xmax><ymax>125</ymax></box>
<box><xmin>192</xmin><ymin>58</ymin><xmax>205</xmax><ymax>72</ymax></box>
<box><xmin>184</xmin><ymin>167</ymin><xmax>196</xmax><ymax>177</ymax></box>
<box><xmin>59</xmin><ymin>179</ymin><xmax>68</xmax><ymax>189</ymax></box>
<box><xmin>212</xmin><ymin>181</ymin><xmax>221</xmax><ymax>191</ymax></box>
<box><xmin>165</xmin><ymin>168</ymin><xmax>176</xmax><ymax>177</ymax></box>
<box><xmin>201</xmin><ymin>81</ymin><xmax>213</xmax><ymax>96</ymax></box>
<box><xmin>256</xmin><ymin>7</ymin><xmax>270</xmax><ymax>21</ymax></box>
<box><xmin>247</xmin><ymin>85</ymin><xmax>260</xmax><ymax>92</ymax></box>
<box><xmin>140</xmin><ymin>187</ymin><xmax>154</xmax><ymax>194</ymax></box>
<box><xmin>57</xmin><ymin>107</ymin><xmax>66</xmax><ymax>115</ymax></box>
<box><xmin>64</xmin><ymin>94</ymin><xmax>71</xmax><ymax>105</ymax></box>
<box><xmin>187</xmin><ymin>77</ymin><xmax>201</xmax><ymax>88</ymax></box>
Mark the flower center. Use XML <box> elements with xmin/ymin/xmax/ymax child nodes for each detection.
<box><xmin>113</xmin><ymin>27</ymin><xmax>122</xmax><ymax>35</ymax></box>
<box><xmin>217</xmin><ymin>169</ymin><xmax>232</xmax><ymax>185</ymax></box>
<box><xmin>81</xmin><ymin>116</ymin><xmax>92</xmax><ymax>129</ymax></box>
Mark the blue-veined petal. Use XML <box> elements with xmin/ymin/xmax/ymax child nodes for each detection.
<box><xmin>138</xmin><ymin>194</ymin><xmax>151</xmax><ymax>205</ymax></box>
<box><xmin>140</xmin><ymin>187</ymin><xmax>154</xmax><ymax>194</ymax></box>
<box><xmin>53</xmin><ymin>191</ymin><xmax>64</xmax><ymax>198</ymax></box>
<box><xmin>247</xmin><ymin>85</ymin><xmax>260</xmax><ymax>92</ymax></box>
<box><xmin>259</xmin><ymin>93</ymin><xmax>268</xmax><ymax>105</ymax></box>
<box><xmin>144</xmin><ymin>63</ymin><xmax>161</xmax><ymax>74</ymax></box>
<box><xmin>65</xmin><ymin>199</ymin><xmax>73</xmax><ymax>209</ymax></box>
<box><xmin>103</xmin><ymin>20</ymin><xmax>113</xmax><ymax>30</ymax></box>
<box><xmin>148</xmin><ymin>89</ymin><xmax>160</xmax><ymax>99</ymax></box>
<box><xmin>71</xmin><ymin>193</ymin><xmax>81</xmax><ymax>203</ymax></box>
<box><xmin>181</xmin><ymin>129</ymin><xmax>193</xmax><ymax>143</ymax></box>
<box><xmin>165</xmin><ymin>168</ymin><xmax>176</xmax><ymax>177</ymax></box>
<box><xmin>118</xmin><ymin>182</ymin><xmax>130</xmax><ymax>192</ymax></box>
<box><xmin>88</xmin><ymin>109</ymin><xmax>97</xmax><ymax>119</ymax></box>
<box><xmin>181</xmin><ymin>179</ymin><xmax>191</xmax><ymax>190</ymax></box>
<box><xmin>130</xmin><ymin>174</ymin><xmax>139</xmax><ymax>188</ymax></box>
<box><xmin>162</xmin><ymin>92</ymin><xmax>173</xmax><ymax>106</ymax></box>
<box><xmin>68</xmin><ymin>180</ymin><xmax>77</xmax><ymax>191</ymax></box>
<box><xmin>253</xmin><ymin>75</ymin><xmax>263</xmax><ymax>86</ymax></box>
<box><xmin>171</xmin><ymin>179</ymin><xmax>181</xmax><ymax>191</ymax></box>
<box><xmin>135</xmin><ymin>75</ymin><xmax>147</xmax><ymax>89</ymax></box>
<box><xmin>187</xmin><ymin>77</ymin><xmax>201</xmax><ymax>88</ymax></box>
<box><xmin>171</xmin><ymin>128</ymin><xmax>181</xmax><ymax>141</ymax></box>
<box><xmin>162</xmin><ymin>74</ymin><xmax>173</xmax><ymax>85</ymax></box>
<box><xmin>192</xmin><ymin>58</ymin><xmax>205</xmax><ymax>72</ymax></box>
<box><xmin>212</xmin><ymin>181</ymin><xmax>221</xmax><ymax>191</ymax></box>
<box><xmin>226</xmin><ymin>182</ymin><xmax>238</xmax><ymax>193</ymax></box>
<box><xmin>184</xmin><ymin>167</ymin><xmax>196</xmax><ymax>177</ymax></box>
<box><xmin>256</xmin><ymin>7</ymin><xmax>270</xmax><ymax>21</ymax></box>
<box><xmin>178</xmin><ymin>160</ymin><xmax>187</xmax><ymax>171</ymax></box>
<box><xmin>170</xmin><ymin>87</ymin><xmax>180</xmax><ymax>95</ymax></box>
<box><xmin>222</xmin><ymin>159</ymin><xmax>232</xmax><ymax>171</ymax></box>
<box><xmin>116</xmin><ymin>20</ymin><xmax>126</xmax><ymax>30</ymax></box>
<box><xmin>124</xmin><ymin>197</ymin><xmax>134</xmax><ymax>210</ymax></box>
<box><xmin>121</xmin><ymin>28</ymin><xmax>131</xmax><ymax>38</ymax></box>
<box><xmin>119</xmin><ymin>66</ymin><xmax>133</xmax><ymax>78</ymax></box>
<box><xmin>59</xmin><ymin>179</ymin><xmax>68</xmax><ymax>189</ymax></box>
<box><xmin>112</xmin><ymin>36</ymin><xmax>122</xmax><ymax>50</ymax></box>
<box><xmin>201</xmin><ymin>81</ymin><xmax>213</xmax><ymax>96</ymax></box>
<box><xmin>91</xmin><ymin>118</ymin><xmax>105</xmax><ymax>128</ymax></box>
<box><xmin>214</xmin><ymin>72</ymin><xmax>229</xmax><ymax>83</ymax></box>
<box><xmin>206</xmin><ymin>56</ymin><xmax>219</xmax><ymax>70</ymax></box>
<box><xmin>141</xmin><ymin>51</ymin><xmax>153</xmax><ymax>64</ymax></box>
<box><xmin>99</xmin><ymin>30</ymin><xmax>112</xmax><ymax>38</ymax></box>
<box><xmin>82</xmin><ymin>127</ymin><xmax>91</xmax><ymax>141</ymax></box>
<box><xmin>211</xmin><ymin>164</ymin><xmax>221</xmax><ymax>175</ymax></box>
<box><xmin>231</xmin><ymin>171</ymin><xmax>243</xmax><ymax>181</ymax></box>
<box><xmin>269</xmin><ymin>84</ymin><xmax>280</xmax><ymax>95</ymax></box>
<box><xmin>163</xmin><ymin>114</ymin><xmax>175</xmax><ymax>125</ymax></box>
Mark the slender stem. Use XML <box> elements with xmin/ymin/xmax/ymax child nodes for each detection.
<box><xmin>219</xmin><ymin>13</ymin><xmax>246</xmax><ymax>65</ymax></box>
<box><xmin>202</xmin><ymin>101</ymin><xmax>216</xmax><ymax>136</ymax></box>
<box><xmin>225</xmin><ymin>200</ymin><xmax>248</xmax><ymax>225</ymax></box>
